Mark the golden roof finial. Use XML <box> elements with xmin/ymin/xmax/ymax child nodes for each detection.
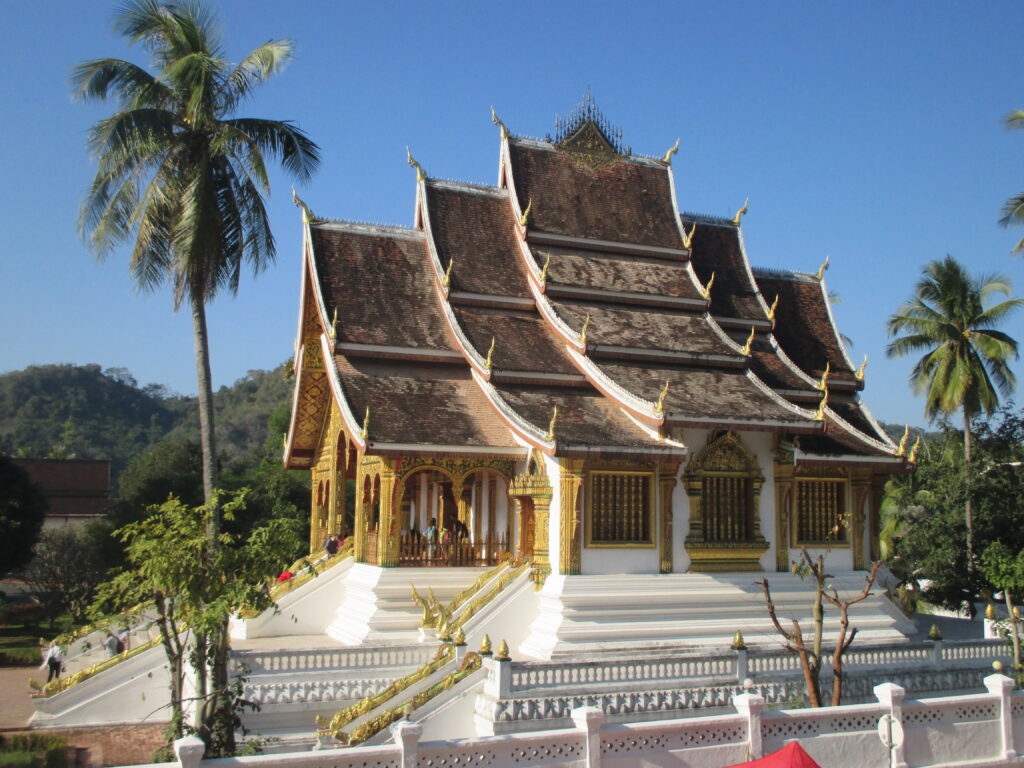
<box><xmin>896</xmin><ymin>425</ymin><xmax>910</xmax><ymax>456</ymax></box>
<box><xmin>291</xmin><ymin>187</ymin><xmax>313</xmax><ymax>223</ymax></box>
<box><xmin>815</xmin><ymin>255</ymin><xmax>830</xmax><ymax>281</ymax></box>
<box><xmin>814</xmin><ymin>386</ymin><xmax>829</xmax><ymax>421</ymax></box>
<box><xmin>496</xmin><ymin>639</ymin><xmax>510</xmax><ymax>660</ymax></box>
<box><xmin>682</xmin><ymin>221</ymin><xmax>697</xmax><ymax>249</ymax></box>
<box><xmin>361</xmin><ymin>406</ymin><xmax>370</xmax><ymax>441</ymax></box>
<box><xmin>908</xmin><ymin>436</ymin><xmax>921</xmax><ymax>463</ymax></box>
<box><xmin>767</xmin><ymin>294</ymin><xmax>779</xmax><ymax>322</ymax></box>
<box><xmin>816</xmin><ymin>361</ymin><xmax>830</xmax><ymax>391</ymax></box>
<box><xmin>855</xmin><ymin>354</ymin><xmax>868</xmax><ymax>382</ymax></box>
<box><xmin>330</xmin><ymin>307</ymin><xmax>338</xmax><ymax>340</ymax></box>
<box><xmin>701</xmin><ymin>271</ymin><xmax>715</xmax><ymax>300</ymax></box>
<box><xmin>546</xmin><ymin>406</ymin><xmax>558</xmax><ymax>442</ymax></box>
<box><xmin>578</xmin><ymin>312</ymin><xmax>591</xmax><ymax>346</ymax></box>
<box><xmin>479</xmin><ymin>634</ymin><xmax>492</xmax><ymax>655</ymax></box>
<box><xmin>741</xmin><ymin>326</ymin><xmax>756</xmax><ymax>356</ymax></box>
<box><xmin>443</xmin><ymin>258</ymin><xmax>453</xmax><ymax>288</ymax></box>
<box><xmin>540</xmin><ymin>253</ymin><xmax>551</xmax><ymax>281</ymax></box>
<box><xmin>662</xmin><ymin>137</ymin><xmax>680</xmax><ymax>165</ymax></box>
<box><xmin>406</xmin><ymin>146</ymin><xmax>426</xmax><ymax>182</ymax></box>
<box><xmin>490</xmin><ymin>105</ymin><xmax>509</xmax><ymax>140</ymax></box>
<box><xmin>485</xmin><ymin>337</ymin><xmax>495</xmax><ymax>370</ymax></box>
<box><xmin>519</xmin><ymin>197</ymin><xmax>532</xmax><ymax>228</ymax></box>
<box><xmin>654</xmin><ymin>380</ymin><xmax>670</xmax><ymax>413</ymax></box>
<box><xmin>732</xmin><ymin>198</ymin><xmax>749</xmax><ymax>226</ymax></box>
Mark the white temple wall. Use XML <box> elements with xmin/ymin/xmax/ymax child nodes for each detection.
<box><xmin>671</xmin><ymin>462</ymin><xmax>690</xmax><ymax>572</ymax></box>
<box><xmin>543</xmin><ymin>453</ymin><xmax>562</xmax><ymax>575</ymax></box>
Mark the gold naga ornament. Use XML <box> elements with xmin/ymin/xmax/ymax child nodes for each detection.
<box><xmin>490</xmin><ymin>105</ymin><xmax>509</xmax><ymax>140</ymax></box>
<box><xmin>519</xmin><ymin>198</ymin><xmax>532</xmax><ymax>228</ymax></box>
<box><xmin>896</xmin><ymin>425</ymin><xmax>910</xmax><ymax>456</ymax></box>
<box><xmin>546</xmin><ymin>407</ymin><xmax>559</xmax><ymax>442</ymax></box>
<box><xmin>855</xmin><ymin>355</ymin><xmax>868</xmax><ymax>382</ymax></box>
<box><xmin>329</xmin><ymin>308</ymin><xmax>339</xmax><ymax>340</ymax></box>
<box><xmin>815</xmin><ymin>255</ymin><xmax>830</xmax><ymax>281</ymax></box>
<box><xmin>484</xmin><ymin>337</ymin><xmax>495</xmax><ymax>370</ymax></box>
<box><xmin>578</xmin><ymin>312</ymin><xmax>591</xmax><ymax>346</ymax></box>
<box><xmin>661</xmin><ymin>137</ymin><xmax>680</xmax><ymax>165</ymax></box>
<box><xmin>816</xmin><ymin>361</ymin><xmax>830</xmax><ymax>391</ymax></box>
<box><xmin>732</xmin><ymin>198</ymin><xmax>749</xmax><ymax>226</ymax></box>
<box><xmin>654</xmin><ymin>380</ymin><xmax>670</xmax><ymax>413</ymax></box>
<box><xmin>682</xmin><ymin>221</ymin><xmax>697</xmax><ymax>249</ymax></box>
<box><xmin>361</xmin><ymin>407</ymin><xmax>370</xmax><ymax>441</ymax></box>
<box><xmin>406</xmin><ymin>147</ymin><xmax>426</xmax><ymax>182</ymax></box>
<box><xmin>741</xmin><ymin>326</ymin><xmax>756</xmax><ymax>356</ymax></box>
<box><xmin>443</xmin><ymin>258</ymin><xmax>454</xmax><ymax>288</ymax></box>
<box><xmin>767</xmin><ymin>294</ymin><xmax>779</xmax><ymax>323</ymax></box>
<box><xmin>540</xmin><ymin>253</ymin><xmax>551</xmax><ymax>281</ymax></box>
<box><xmin>700</xmin><ymin>271</ymin><xmax>715</xmax><ymax>301</ymax></box>
<box><xmin>814</xmin><ymin>386</ymin><xmax>829</xmax><ymax>421</ymax></box>
<box><xmin>291</xmin><ymin>187</ymin><xmax>314</xmax><ymax>223</ymax></box>
<box><xmin>908</xmin><ymin>436</ymin><xmax>922</xmax><ymax>464</ymax></box>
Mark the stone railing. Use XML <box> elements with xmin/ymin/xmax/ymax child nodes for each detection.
<box><xmin>156</xmin><ymin>675</ymin><xmax>1024</xmax><ymax>768</ymax></box>
<box><xmin>233</xmin><ymin>645</ymin><xmax>434</xmax><ymax>675</ymax></box>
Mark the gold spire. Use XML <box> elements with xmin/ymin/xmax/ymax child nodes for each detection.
<box><xmin>682</xmin><ymin>221</ymin><xmax>697</xmax><ymax>249</ymax></box>
<box><xmin>361</xmin><ymin>406</ymin><xmax>370</xmax><ymax>441</ymax></box>
<box><xmin>654</xmin><ymin>380</ymin><xmax>670</xmax><ymax>413</ymax></box>
<box><xmin>908</xmin><ymin>436</ymin><xmax>921</xmax><ymax>464</ymax></box>
<box><xmin>443</xmin><ymin>258</ymin><xmax>453</xmax><ymax>288</ymax></box>
<box><xmin>896</xmin><ymin>425</ymin><xmax>910</xmax><ymax>456</ymax></box>
<box><xmin>453</xmin><ymin>626</ymin><xmax>466</xmax><ymax>646</ymax></box>
<box><xmin>519</xmin><ymin>198</ymin><xmax>532</xmax><ymax>228</ymax></box>
<box><xmin>496</xmin><ymin>639</ymin><xmax>510</xmax><ymax>660</ymax></box>
<box><xmin>479</xmin><ymin>634</ymin><xmax>492</xmax><ymax>655</ymax></box>
<box><xmin>815</xmin><ymin>255</ymin><xmax>830</xmax><ymax>281</ymax></box>
<box><xmin>816</xmin><ymin>361</ymin><xmax>830</xmax><ymax>391</ymax></box>
<box><xmin>767</xmin><ymin>294</ymin><xmax>779</xmax><ymax>322</ymax></box>
<box><xmin>732</xmin><ymin>198</ymin><xmax>749</xmax><ymax>226</ymax></box>
<box><xmin>855</xmin><ymin>354</ymin><xmax>868</xmax><ymax>382</ymax></box>
<box><xmin>540</xmin><ymin>253</ymin><xmax>551</xmax><ymax>281</ymax></box>
<box><xmin>741</xmin><ymin>326</ymin><xmax>756</xmax><ymax>356</ymax></box>
<box><xmin>731</xmin><ymin>630</ymin><xmax>747</xmax><ymax>650</ymax></box>
<box><xmin>546</xmin><ymin>406</ymin><xmax>558</xmax><ymax>442</ymax></box>
<box><xmin>406</xmin><ymin>147</ymin><xmax>426</xmax><ymax>182</ymax></box>
<box><xmin>330</xmin><ymin>307</ymin><xmax>338</xmax><ymax>340</ymax></box>
<box><xmin>662</xmin><ymin>137</ymin><xmax>680</xmax><ymax>165</ymax></box>
<box><xmin>485</xmin><ymin>337</ymin><xmax>495</xmax><ymax>370</ymax></box>
<box><xmin>490</xmin><ymin>105</ymin><xmax>509</xmax><ymax>140</ymax></box>
<box><xmin>291</xmin><ymin>187</ymin><xmax>313</xmax><ymax>223</ymax></box>
<box><xmin>814</xmin><ymin>386</ymin><xmax>829</xmax><ymax>421</ymax></box>
<box><xmin>578</xmin><ymin>312</ymin><xmax>591</xmax><ymax>346</ymax></box>
<box><xmin>700</xmin><ymin>271</ymin><xmax>715</xmax><ymax>300</ymax></box>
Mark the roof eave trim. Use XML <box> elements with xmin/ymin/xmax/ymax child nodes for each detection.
<box><xmin>367</xmin><ymin>443</ymin><xmax>527</xmax><ymax>456</ymax></box>
<box><xmin>321</xmin><ymin>335</ymin><xmax>368</xmax><ymax>452</ymax></box>
<box><xmin>565</xmin><ymin>347</ymin><xmax>663</xmax><ymax>426</ymax></box>
<box><xmin>469</xmin><ymin>368</ymin><xmax>556</xmax><ymax>454</ymax></box>
<box><xmin>526</xmin><ymin>230</ymin><xmax>690</xmax><ymax>260</ymax></box>
<box><xmin>282</xmin><ymin>344</ymin><xmax>308</xmax><ymax>468</ymax></box>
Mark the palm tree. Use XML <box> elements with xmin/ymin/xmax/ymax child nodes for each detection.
<box><xmin>1000</xmin><ymin>110</ymin><xmax>1024</xmax><ymax>253</ymax></box>
<box><xmin>74</xmin><ymin>0</ymin><xmax>319</xmax><ymax>513</ymax></box>
<box><xmin>73</xmin><ymin>1</ymin><xmax>318</xmax><ymax>752</ymax></box>
<box><xmin>887</xmin><ymin>256</ymin><xmax>1023</xmax><ymax>577</ymax></box>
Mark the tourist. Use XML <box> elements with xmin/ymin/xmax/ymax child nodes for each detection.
<box><xmin>424</xmin><ymin>518</ymin><xmax>438</xmax><ymax>560</ymax></box>
<box><xmin>40</xmin><ymin>641</ymin><xmax>63</xmax><ymax>682</ymax></box>
<box><xmin>324</xmin><ymin>534</ymin><xmax>339</xmax><ymax>556</ymax></box>
<box><xmin>103</xmin><ymin>632</ymin><xmax>120</xmax><ymax>658</ymax></box>
<box><xmin>116</xmin><ymin>628</ymin><xmax>130</xmax><ymax>652</ymax></box>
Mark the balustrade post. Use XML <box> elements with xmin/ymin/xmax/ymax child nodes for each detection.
<box><xmin>735</xmin><ymin>648</ymin><xmax>749</xmax><ymax>684</ymax></box>
<box><xmin>733</xmin><ymin>693</ymin><xmax>764</xmax><ymax>760</ymax></box>
<box><xmin>390</xmin><ymin>718</ymin><xmax>422</xmax><ymax>768</ymax></box>
<box><xmin>874</xmin><ymin>682</ymin><xmax>907</xmax><ymax>768</ymax></box>
<box><xmin>173</xmin><ymin>736</ymin><xmax>205</xmax><ymax>768</ymax></box>
<box><xmin>930</xmin><ymin>639</ymin><xmax>943</xmax><ymax>666</ymax></box>
<box><xmin>985</xmin><ymin>673</ymin><xmax>1016</xmax><ymax>761</ymax></box>
<box><xmin>483</xmin><ymin>655</ymin><xmax>512</xmax><ymax>699</ymax></box>
<box><xmin>571</xmin><ymin>705</ymin><xmax>604</xmax><ymax>768</ymax></box>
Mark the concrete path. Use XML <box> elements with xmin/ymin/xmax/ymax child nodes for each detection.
<box><xmin>0</xmin><ymin>666</ymin><xmax>41</xmax><ymax>730</ymax></box>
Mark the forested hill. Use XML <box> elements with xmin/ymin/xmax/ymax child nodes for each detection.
<box><xmin>0</xmin><ymin>362</ymin><xmax>294</xmax><ymax>482</ymax></box>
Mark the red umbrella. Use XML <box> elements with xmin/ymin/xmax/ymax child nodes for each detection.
<box><xmin>725</xmin><ymin>742</ymin><xmax>822</xmax><ymax>768</ymax></box>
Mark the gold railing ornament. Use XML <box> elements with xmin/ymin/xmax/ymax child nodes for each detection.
<box><xmin>682</xmin><ymin>221</ymin><xmax>697</xmax><ymax>249</ymax></box>
<box><xmin>490</xmin><ymin>105</ymin><xmax>509</xmax><ymax>140</ymax></box>
<box><xmin>411</xmin><ymin>585</ymin><xmax>434</xmax><ymax>627</ymax></box>
<box><xmin>443</xmin><ymin>258</ymin><xmax>453</xmax><ymax>288</ymax></box>
<box><xmin>578</xmin><ymin>312</ymin><xmax>591</xmax><ymax>346</ymax></box>
<box><xmin>700</xmin><ymin>271</ymin><xmax>715</xmax><ymax>301</ymax></box>
<box><xmin>406</xmin><ymin>147</ymin><xmax>426</xmax><ymax>182</ymax></box>
<box><xmin>732</xmin><ymin>198</ymin><xmax>749</xmax><ymax>226</ymax></box>
<box><xmin>855</xmin><ymin>354</ymin><xmax>868</xmax><ymax>382</ymax></box>
<box><xmin>816</xmin><ymin>361</ymin><xmax>830</xmax><ymax>391</ymax></box>
<box><xmin>361</xmin><ymin>407</ymin><xmax>370</xmax><ymax>441</ymax></box>
<box><xmin>479</xmin><ymin>634</ymin><xmax>493</xmax><ymax>655</ymax></box>
<box><xmin>654</xmin><ymin>380</ymin><xmax>670</xmax><ymax>413</ymax></box>
<box><xmin>662</xmin><ymin>137</ymin><xmax>680</xmax><ymax>165</ymax></box>
<box><xmin>986</xmin><ymin>603</ymin><xmax>997</xmax><ymax>620</ymax></box>
<box><xmin>546</xmin><ymin>406</ymin><xmax>559</xmax><ymax>443</ymax></box>
<box><xmin>485</xmin><ymin>337</ymin><xmax>495</xmax><ymax>370</ymax></box>
<box><xmin>519</xmin><ymin>198</ymin><xmax>532</xmax><ymax>228</ymax></box>
<box><xmin>741</xmin><ymin>326</ymin><xmax>756</xmax><ymax>356</ymax></box>
<box><xmin>291</xmin><ymin>187</ymin><xmax>314</xmax><ymax>222</ymax></box>
<box><xmin>815</xmin><ymin>255</ymin><xmax>830</xmax><ymax>281</ymax></box>
<box><xmin>540</xmin><ymin>252</ymin><xmax>551</xmax><ymax>281</ymax></box>
<box><xmin>495</xmin><ymin>639</ymin><xmax>510</xmax><ymax>660</ymax></box>
<box><xmin>731</xmin><ymin>630</ymin><xmax>747</xmax><ymax>650</ymax></box>
<box><xmin>908</xmin><ymin>436</ymin><xmax>921</xmax><ymax>464</ymax></box>
<box><xmin>453</xmin><ymin>626</ymin><xmax>466</xmax><ymax>646</ymax></box>
<box><xmin>330</xmin><ymin>307</ymin><xmax>338</xmax><ymax>340</ymax></box>
<box><xmin>767</xmin><ymin>294</ymin><xmax>779</xmax><ymax>322</ymax></box>
<box><xmin>896</xmin><ymin>425</ymin><xmax>910</xmax><ymax>457</ymax></box>
<box><xmin>814</xmin><ymin>386</ymin><xmax>829</xmax><ymax>421</ymax></box>
<box><xmin>438</xmin><ymin>619</ymin><xmax>452</xmax><ymax>642</ymax></box>
<box><xmin>928</xmin><ymin>624</ymin><xmax>942</xmax><ymax>641</ymax></box>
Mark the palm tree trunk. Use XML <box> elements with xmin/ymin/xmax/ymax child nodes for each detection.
<box><xmin>964</xmin><ymin>409</ymin><xmax>974</xmax><ymax>578</ymax></box>
<box><xmin>190</xmin><ymin>293</ymin><xmax>219</xmax><ymax>514</ymax></box>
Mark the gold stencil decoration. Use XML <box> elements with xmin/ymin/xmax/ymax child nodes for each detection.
<box><xmin>551</xmin><ymin>89</ymin><xmax>630</xmax><ymax>170</ymax></box>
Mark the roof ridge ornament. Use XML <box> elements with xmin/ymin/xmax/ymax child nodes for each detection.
<box><xmin>682</xmin><ymin>221</ymin><xmax>697</xmax><ymax>250</ymax></box>
<box><xmin>329</xmin><ymin>308</ymin><xmax>338</xmax><ymax>340</ymax></box>
<box><xmin>896</xmin><ymin>425</ymin><xmax>910</xmax><ymax>456</ymax></box>
<box><xmin>540</xmin><ymin>253</ymin><xmax>551</xmax><ymax>281</ymax></box>
<box><xmin>578</xmin><ymin>312</ymin><xmax>591</xmax><ymax>346</ymax></box>
<box><xmin>490</xmin><ymin>105</ymin><xmax>509</xmax><ymax>140</ymax></box>
<box><xmin>816</xmin><ymin>361</ymin><xmax>830</xmax><ymax>391</ymax></box>
<box><xmin>732</xmin><ymin>198</ymin><xmax>749</xmax><ymax>226</ymax></box>
<box><xmin>485</xmin><ymin>337</ymin><xmax>495</xmax><ymax>370</ymax></box>
<box><xmin>546</xmin><ymin>406</ymin><xmax>558</xmax><ymax>442</ymax></box>
<box><xmin>406</xmin><ymin>147</ymin><xmax>426</xmax><ymax>182</ymax></box>
<box><xmin>292</xmin><ymin>187</ymin><xmax>314</xmax><ymax>223</ymax></box>
<box><xmin>855</xmin><ymin>355</ymin><xmax>868</xmax><ymax>382</ymax></box>
<box><xmin>741</xmin><ymin>326</ymin><xmax>755</xmax><ymax>356</ymax></box>
<box><xmin>661</xmin><ymin>138</ymin><xmax>680</xmax><ymax>165</ymax></box>
<box><xmin>361</xmin><ymin>406</ymin><xmax>370</xmax><ymax>441</ymax></box>
<box><xmin>550</xmin><ymin>88</ymin><xmax>630</xmax><ymax>168</ymax></box>
<box><xmin>908</xmin><ymin>435</ymin><xmax>921</xmax><ymax>463</ymax></box>
<box><xmin>767</xmin><ymin>294</ymin><xmax>779</xmax><ymax>323</ymax></box>
<box><xmin>814</xmin><ymin>386</ymin><xmax>829</xmax><ymax>421</ymax></box>
<box><xmin>443</xmin><ymin>258</ymin><xmax>453</xmax><ymax>288</ymax></box>
<box><xmin>654</xmin><ymin>380</ymin><xmax>670</xmax><ymax>413</ymax></box>
<box><xmin>700</xmin><ymin>271</ymin><xmax>715</xmax><ymax>300</ymax></box>
<box><xmin>519</xmin><ymin>198</ymin><xmax>532</xmax><ymax>228</ymax></box>
<box><xmin>816</xmin><ymin>255</ymin><xmax>830</xmax><ymax>281</ymax></box>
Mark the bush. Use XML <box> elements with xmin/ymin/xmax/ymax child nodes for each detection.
<box><xmin>0</xmin><ymin>733</ymin><xmax>67</xmax><ymax>768</ymax></box>
<box><xmin>0</xmin><ymin>648</ymin><xmax>39</xmax><ymax>667</ymax></box>
<box><xmin>0</xmin><ymin>602</ymin><xmax>47</xmax><ymax>626</ymax></box>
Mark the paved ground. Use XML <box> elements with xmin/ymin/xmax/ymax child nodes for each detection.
<box><xmin>909</xmin><ymin>612</ymin><xmax>984</xmax><ymax>642</ymax></box>
<box><xmin>0</xmin><ymin>665</ymin><xmax>40</xmax><ymax>730</ymax></box>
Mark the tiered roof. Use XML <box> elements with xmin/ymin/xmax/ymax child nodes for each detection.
<box><xmin>284</xmin><ymin>100</ymin><xmax>903</xmax><ymax>470</ymax></box>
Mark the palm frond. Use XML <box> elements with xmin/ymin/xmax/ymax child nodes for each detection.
<box><xmin>224</xmin><ymin>117</ymin><xmax>320</xmax><ymax>181</ymax></box>
<box><xmin>224</xmin><ymin>40</ymin><xmax>293</xmax><ymax>108</ymax></box>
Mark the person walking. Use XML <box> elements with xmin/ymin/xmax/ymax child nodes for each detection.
<box><xmin>40</xmin><ymin>641</ymin><xmax>64</xmax><ymax>682</ymax></box>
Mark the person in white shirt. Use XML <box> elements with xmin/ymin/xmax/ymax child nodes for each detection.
<box><xmin>40</xmin><ymin>641</ymin><xmax>64</xmax><ymax>682</ymax></box>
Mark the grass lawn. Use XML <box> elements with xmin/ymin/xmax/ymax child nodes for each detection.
<box><xmin>0</xmin><ymin>605</ymin><xmax>74</xmax><ymax>667</ymax></box>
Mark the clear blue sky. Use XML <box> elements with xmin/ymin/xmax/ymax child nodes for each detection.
<box><xmin>3</xmin><ymin>1</ymin><xmax>1022</xmax><ymax>427</ymax></box>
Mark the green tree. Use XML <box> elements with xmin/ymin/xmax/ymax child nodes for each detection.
<box><xmin>887</xmin><ymin>257</ymin><xmax>1023</xmax><ymax>571</ymax></box>
<box><xmin>21</xmin><ymin>525</ymin><xmax>107</xmax><ymax>622</ymax></box>
<box><xmin>1000</xmin><ymin>110</ymin><xmax>1024</xmax><ymax>253</ymax></box>
<box><xmin>73</xmin><ymin>1</ymin><xmax>319</xmax><ymax>508</ymax></box>
<box><xmin>0</xmin><ymin>456</ymin><xmax>48</xmax><ymax>576</ymax></box>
